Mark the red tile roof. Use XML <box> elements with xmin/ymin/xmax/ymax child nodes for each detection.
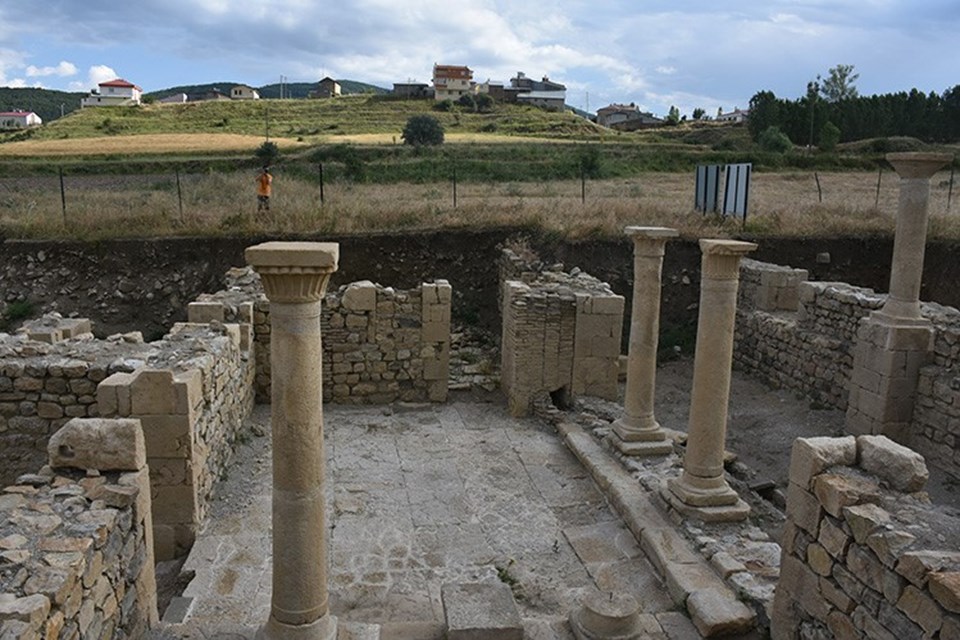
<box><xmin>0</xmin><ymin>111</ymin><xmax>37</xmax><ymax>117</ymax></box>
<box><xmin>99</xmin><ymin>78</ymin><xmax>142</xmax><ymax>90</ymax></box>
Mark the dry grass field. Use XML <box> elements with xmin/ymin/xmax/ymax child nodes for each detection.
<box><xmin>1</xmin><ymin>168</ymin><xmax>955</xmax><ymax>240</ymax></box>
<box><xmin>0</xmin><ymin>133</ymin><xmax>307</xmax><ymax>157</ymax></box>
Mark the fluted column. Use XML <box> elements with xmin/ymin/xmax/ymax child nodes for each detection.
<box><xmin>611</xmin><ymin>226</ymin><xmax>678</xmax><ymax>456</ymax></box>
<box><xmin>246</xmin><ymin>241</ymin><xmax>339</xmax><ymax>640</ymax></box>
<box><xmin>664</xmin><ymin>239</ymin><xmax>755</xmax><ymax>522</ymax></box>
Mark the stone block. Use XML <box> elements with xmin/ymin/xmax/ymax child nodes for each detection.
<box><xmin>846</xmin><ymin>545</ymin><xmax>886</xmax><ymax>593</ymax></box>
<box><xmin>687</xmin><ymin>588</ymin><xmax>755</xmax><ymax>637</ymax></box>
<box><xmin>173</xmin><ymin>370</ymin><xmax>202</xmax><ymax>416</ymax></box>
<box><xmin>779</xmin><ymin>553</ymin><xmax>831</xmax><ymax>620</ymax></box>
<box><xmin>788</xmin><ymin>436</ymin><xmax>857</xmax><ymax>489</ymax></box>
<box><xmin>865</xmin><ymin>530</ymin><xmax>916</xmax><ymax>568</ymax></box>
<box><xmin>343</xmin><ymin>281</ymin><xmax>377</xmax><ymax>312</ymax></box>
<box><xmin>807</xmin><ymin>543</ymin><xmax>834</xmax><ymax>577</ymax></box>
<box><xmin>663</xmin><ymin>562</ymin><xmax>725</xmax><ymax>604</ymax></box>
<box><xmin>129</xmin><ymin>369</ymin><xmax>177</xmax><ymax>416</ymax></box>
<box><xmin>151</xmin><ymin>485</ymin><xmax>198</xmax><ymax>525</ymax></box>
<box><xmin>47</xmin><ymin>418</ymin><xmax>146</xmax><ymax>471</ymax></box>
<box><xmin>813</xmin><ymin>473</ymin><xmax>878</xmax><ymax>518</ymax></box>
<box><xmin>897</xmin><ymin>584</ymin><xmax>944</xmax><ymax>634</ymax></box>
<box><xmin>826</xmin><ymin>611</ymin><xmax>859</xmax><ymax>640</ymax></box>
<box><xmin>786</xmin><ymin>482</ymin><xmax>823</xmax><ymax>536</ymax></box>
<box><xmin>96</xmin><ymin>372</ymin><xmax>135</xmax><ymax>417</ymax></box>
<box><xmin>896</xmin><ymin>551</ymin><xmax>960</xmax><ymax>588</ymax></box>
<box><xmin>930</xmin><ymin>572</ymin><xmax>960</xmax><ymax>614</ymax></box>
<box><xmin>821</xmin><ymin>576</ymin><xmax>856</xmax><ymax>614</ymax></box>
<box><xmin>139</xmin><ymin>415</ymin><xmax>192</xmax><ymax>458</ymax></box>
<box><xmin>640</xmin><ymin>527</ymin><xmax>700</xmax><ymax>575</ymax></box>
<box><xmin>187</xmin><ymin>301</ymin><xmax>224</xmax><ymax>323</ymax></box>
<box><xmin>0</xmin><ymin>594</ymin><xmax>51</xmax><ymax>628</ymax></box>
<box><xmin>441</xmin><ymin>582</ymin><xmax>522</xmax><ymax>640</ymax></box>
<box><xmin>818</xmin><ymin>517</ymin><xmax>850</xmax><ymax>560</ymax></box>
<box><xmin>842</xmin><ymin>503</ymin><xmax>891</xmax><ymax>544</ymax></box>
<box><xmin>856</xmin><ymin>435</ymin><xmax>928</xmax><ymax>492</ymax></box>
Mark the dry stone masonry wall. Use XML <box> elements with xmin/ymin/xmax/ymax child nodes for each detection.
<box><xmin>772</xmin><ymin>434</ymin><xmax>960</xmax><ymax>640</ymax></box>
<box><xmin>499</xmin><ymin>248</ymin><xmax>624</xmax><ymax>416</ymax></box>
<box><xmin>0</xmin><ymin>418</ymin><xmax>157</xmax><ymax>640</ymax></box>
<box><xmin>735</xmin><ymin>259</ymin><xmax>960</xmax><ymax>480</ymax></box>
<box><xmin>193</xmin><ymin>267</ymin><xmax>452</xmax><ymax>405</ymax></box>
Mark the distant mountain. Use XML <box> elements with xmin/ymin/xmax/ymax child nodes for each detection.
<box><xmin>0</xmin><ymin>88</ymin><xmax>85</xmax><ymax>123</ymax></box>
<box><xmin>146</xmin><ymin>79</ymin><xmax>389</xmax><ymax>101</ymax></box>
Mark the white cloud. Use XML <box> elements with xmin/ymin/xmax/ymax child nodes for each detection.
<box><xmin>89</xmin><ymin>64</ymin><xmax>119</xmax><ymax>86</ymax></box>
<box><xmin>25</xmin><ymin>60</ymin><xmax>77</xmax><ymax>77</ymax></box>
<box><xmin>656</xmin><ymin>66</ymin><xmax>677</xmax><ymax>75</ymax></box>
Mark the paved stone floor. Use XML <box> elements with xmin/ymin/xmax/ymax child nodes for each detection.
<box><xmin>165</xmin><ymin>395</ymin><xmax>701</xmax><ymax>639</ymax></box>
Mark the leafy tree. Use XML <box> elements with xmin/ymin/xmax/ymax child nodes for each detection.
<box><xmin>758</xmin><ymin>126</ymin><xmax>792</xmax><ymax>153</ymax></box>
<box><xmin>821</xmin><ymin>64</ymin><xmax>859</xmax><ymax>102</ymax></box>
<box><xmin>666</xmin><ymin>105</ymin><xmax>680</xmax><ymax>126</ymax></box>
<box><xmin>457</xmin><ymin>93</ymin><xmax>477</xmax><ymax>111</ymax></box>
<box><xmin>475</xmin><ymin>93</ymin><xmax>494</xmax><ymax>113</ymax></box>
<box><xmin>806</xmin><ymin>77</ymin><xmax>821</xmax><ymax>148</ymax></box>
<box><xmin>402</xmin><ymin>115</ymin><xmax>444</xmax><ymax>146</ymax></box>
<box><xmin>433</xmin><ymin>99</ymin><xmax>454</xmax><ymax>112</ymax></box>
<box><xmin>819</xmin><ymin>121</ymin><xmax>841</xmax><ymax>152</ymax></box>
<box><xmin>255</xmin><ymin>141</ymin><xmax>279</xmax><ymax>165</ymax></box>
<box><xmin>692</xmin><ymin>107</ymin><xmax>706</xmax><ymax>120</ymax></box>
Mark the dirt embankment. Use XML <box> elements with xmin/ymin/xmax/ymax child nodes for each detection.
<box><xmin>2</xmin><ymin>229</ymin><xmax>959</xmax><ymax>340</ymax></box>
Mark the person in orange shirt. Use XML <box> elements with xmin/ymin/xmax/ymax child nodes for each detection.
<box><xmin>256</xmin><ymin>166</ymin><xmax>273</xmax><ymax>213</ymax></box>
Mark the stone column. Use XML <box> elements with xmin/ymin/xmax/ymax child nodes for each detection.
<box><xmin>611</xmin><ymin>226</ymin><xmax>678</xmax><ymax>456</ymax></box>
<box><xmin>664</xmin><ymin>239</ymin><xmax>756</xmax><ymax>522</ymax></box>
<box><xmin>846</xmin><ymin>153</ymin><xmax>951</xmax><ymax>439</ymax></box>
<box><xmin>246</xmin><ymin>241</ymin><xmax>339</xmax><ymax>640</ymax></box>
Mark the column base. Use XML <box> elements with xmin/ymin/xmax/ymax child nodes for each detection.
<box><xmin>570</xmin><ymin>591</ymin><xmax>643</xmax><ymax>640</ymax></box>
<box><xmin>662</xmin><ymin>478</ymin><xmax>750</xmax><ymax>523</ymax></box>
<box><xmin>611</xmin><ymin>418</ymin><xmax>672</xmax><ymax>456</ymax></box>
<box><xmin>256</xmin><ymin>614</ymin><xmax>338</xmax><ymax>640</ymax></box>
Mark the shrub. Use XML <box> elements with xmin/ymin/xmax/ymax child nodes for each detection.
<box><xmin>433</xmin><ymin>99</ymin><xmax>454</xmax><ymax>112</ymax></box>
<box><xmin>819</xmin><ymin>121</ymin><xmax>841</xmax><ymax>152</ymax></box>
<box><xmin>254</xmin><ymin>141</ymin><xmax>280</xmax><ymax>165</ymax></box>
<box><xmin>402</xmin><ymin>115</ymin><xmax>444</xmax><ymax>147</ymax></box>
<box><xmin>758</xmin><ymin>126</ymin><xmax>793</xmax><ymax>153</ymax></box>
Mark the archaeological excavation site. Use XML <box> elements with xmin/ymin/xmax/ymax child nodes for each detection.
<box><xmin>3</xmin><ymin>153</ymin><xmax>960</xmax><ymax>640</ymax></box>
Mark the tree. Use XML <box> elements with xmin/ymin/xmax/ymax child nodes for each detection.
<box><xmin>758</xmin><ymin>126</ymin><xmax>792</xmax><ymax>153</ymax></box>
<box><xmin>819</xmin><ymin>121</ymin><xmax>841</xmax><ymax>152</ymax></box>
<box><xmin>692</xmin><ymin>107</ymin><xmax>706</xmax><ymax>120</ymax></box>
<box><xmin>806</xmin><ymin>77</ymin><xmax>821</xmax><ymax>149</ymax></box>
<box><xmin>402</xmin><ymin>114</ymin><xmax>444</xmax><ymax>146</ymax></box>
<box><xmin>821</xmin><ymin>64</ymin><xmax>859</xmax><ymax>102</ymax></box>
<box><xmin>748</xmin><ymin>91</ymin><xmax>780</xmax><ymax>141</ymax></box>
<box><xmin>666</xmin><ymin>105</ymin><xmax>680</xmax><ymax>125</ymax></box>
<box><xmin>254</xmin><ymin>141</ymin><xmax>279</xmax><ymax>165</ymax></box>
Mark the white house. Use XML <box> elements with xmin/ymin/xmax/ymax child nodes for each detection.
<box><xmin>717</xmin><ymin>108</ymin><xmax>749</xmax><ymax>123</ymax></box>
<box><xmin>432</xmin><ymin>64</ymin><xmax>473</xmax><ymax>101</ymax></box>
<box><xmin>0</xmin><ymin>111</ymin><xmax>42</xmax><ymax>128</ymax></box>
<box><xmin>231</xmin><ymin>85</ymin><xmax>260</xmax><ymax>100</ymax></box>
<box><xmin>81</xmin><ymin>78</ymin><xmax>143</xmax><ymax>107</ymax></box>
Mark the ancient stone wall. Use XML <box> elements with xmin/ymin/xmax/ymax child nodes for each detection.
<box><xmin>194</xmin><ymin>267</ymin><xmax>452</xmax><ymax>405</ymax></box>
<box><xmin>735</xmin><ymin>260</ymin><xmax>960</xmax><ymax>479</ymax></box>
<box><xmin>1</xmin><ymin>320</ymin><xmax>255</xmax><ymax>561</ymax></box>
<box><xmin>772</xmin><ymin>434</ymin><xmax>960</xmax><ymax>640</ymax></box>
<box><xmin>0</xmin><ymin>418</ymin><xmax>157</xmax><ymax>639</ymax></box>
<box><xmin>499</xmin><ymin>250</ymin><xmax>624</xmax><ymax>416</ymax></box>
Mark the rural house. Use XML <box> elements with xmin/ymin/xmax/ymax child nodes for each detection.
<box><xmin>596</xmin><ymin>103</ymin><xmax>663</xmax><ymax>130</ymax></box>
<box><xmin>717</xmin><ymin>108</ymin><xmax>749</xmax><ymax>123</ymax></box>
<box><xmin>432</xmin><ymin>64</ymin><xmax>473</xmax><ymax>101</ymax></box>
<box><xmin>310</xmin><ymin>77</ymin><xmax>341</xmax><ymax>99</ymax></box>
<box><xmin>0</xmin><ymin>110</ymin><xmax>42</xmax><ymax>128</ymax></box>
<box><xmin>80</xmin><ymin>78</ymin><xmax>142</xmax><ymax>107</ymax></box>
<box><xmin>392</xmin><ymin>82</ymin><xmax>432</xmax><ymax>98</ymax></box>
<box><xmin>231</xmin><ymin>85</ymin><xmax>260</xmax><ymax>100</ymax></box>
<box><xmin>476</xmin><ymin>71</ymin><xmax>567</xmax><ymax>109</ymax></box>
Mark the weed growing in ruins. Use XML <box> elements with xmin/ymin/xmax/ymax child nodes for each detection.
<box><xmin>1</xmin><ymin>300</ymin><xmax>34</xmax><ymax>331</ymax></box>
<box><xmin>495</xmin><ymin>559</ymin><xmax>523</xmax><ymax>599</ymax></box>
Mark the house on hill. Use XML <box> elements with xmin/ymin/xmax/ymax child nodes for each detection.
<box><xmin>477</xmin><ymin>71</ymin><xmax>566</xmax><ymax>109</ymax></box>
<box><xmin>393</xmin><ymin>82</ymin><xmax>432</xmax><ymax>99</ymax></box>
<box><xmin>80</xmin><ymin>78</ymin><xmax>142</xmax><ymax>107</ymax></box>
<box><xmin>310</xmin><ymin>77</ymin><xmax>341</xmax><ymax>99</ymax></box>
<box><xmin>0</xmin><ymin>111</ymin><xmax>42</xmax><ymax>128</ymax></box>
<box><xmin>432</xmin><ymin>64</ymin><xmax>473</xmax><ymax>101</ymax></box>
<box><xmin>231</xmin><ymin>85</ymin><xmax>260</xmax><ymax>100</ymax></box>
<box><xmin>717</xmin><ymin>108</ymin><xmax>749</xmax><ymax>123</ymax></box>
<box><xmin>596</xmin><ymin>103</ymin><xmax>663</xmax><ymax>129</ymax></box>
<box><xmin>158</xmin><ymin>93</ymin><xmax>188</xmax><ymax>104</ymax></box>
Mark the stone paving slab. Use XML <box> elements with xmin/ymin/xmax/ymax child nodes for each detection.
<box><xmin>161</xmin><ymin>398</ymin><xmax>711</xmax><ymax>639</ymax></box>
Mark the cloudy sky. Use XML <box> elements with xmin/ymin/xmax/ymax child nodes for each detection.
<box><xmin>1</xmin><ymin>0</ymin><xmax>956</xmax><ymax>117</ymax></box>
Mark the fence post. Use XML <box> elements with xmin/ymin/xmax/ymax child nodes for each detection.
<box><xmin>949</xmin><ymin>165</ymin><xmax>955</xmax><ymax>213</ymax></box>
<box><xmin>59</xmin><ymin>167</ymin><xmax>66</xmax><ymax>224</ymax></box>
<box><xmin>175</xmin><ymin>168</ymin><xmax>184</xmax><ymax>223</ymax></box>
<box><xmin>319</xmin><ymin>163</ymin><xmax>325</xmax><ymax>205</ymax></box>
<box><xmin>814</xmin><ymin>172</ymin><xmax>823</xmax><ymax>203</ymax></box>
<box><xmin>875</xmin><ymin>166</ymin><xmax>882</xmax><ymax>209</ymax></box>
<box><xmin>452</xmin><ymin>163</ymin><xmax>458</xmax><ymax>208</ymax></box>
<box><xmin>581</xmin><ymin>164</ymin><xmax>586</xmax><ymax>204</ymax></box>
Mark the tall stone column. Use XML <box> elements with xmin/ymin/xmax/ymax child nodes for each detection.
<box><xmin>246</xmin><ymin>241</ymin><xmax>339</xmax><ymax>640</ymax></box>
<box><xmin>611</xmin><ymin>226</ymin><xmax>678</xmax><ymax>456</ymax></box>
<box><xmin>664</xmin><ymin>239</ymin><xmax>756</xmax><ymax>522</ymax></box>
<box><xmin>846</xmin><ymin>152</ymin><xmax>951</xmax><ymax>439</ymax></box>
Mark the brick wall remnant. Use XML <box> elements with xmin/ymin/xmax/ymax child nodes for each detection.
<box><xmin>0</xmin><ymin>418</ymin><xmax>158</xmax><ymax>639</ymax></box>
<box><xmin>772</xmin><ymin>434</ymin><xmax>960</xmax><ymax>640</ymax></box>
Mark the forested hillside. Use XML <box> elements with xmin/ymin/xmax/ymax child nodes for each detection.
<box><xmin>0</xmin><ymin>87</ymin><xmax>84</xmax><ymax>123</ymax></box>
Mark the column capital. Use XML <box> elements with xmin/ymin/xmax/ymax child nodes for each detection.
<box><xmin>625</xmin><ymin>226</ymin><xmax>679</xmax><ymax>240</ymax></box>
<box><xmin>886</xmin><ymin>153</ymin><xmax>951</xmax><ymax>180</ymax></box>
<box><xmin>246</xmin><ymin>242</ymin><xmax>339</xmax><ymax>303</ymax></box>
<box><xmin>699</xmin><ymin>239</ymin><xmax>757</xmax><ymax>280</ymax></box>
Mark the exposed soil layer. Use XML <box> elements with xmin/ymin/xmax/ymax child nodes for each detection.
<box><xmin>2</xmin><ymin>229</ymin><xmax>959</xmax><ymax>341</ymax></box>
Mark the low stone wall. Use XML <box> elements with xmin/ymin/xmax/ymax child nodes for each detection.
<box><xmin>0</xmin><ymin>418</ymin><xmax>157</xmax><ymax>639</ymax></box>
<box><xmin>735</xmin><ymin>259</ymin><xmax>960</xmax><ymax>479</ymax></box>
<box><xmin>1</xmin><ymin>320</ymin><xmax>255</xmax><ymax>561</ymax></box>
<box><xmin>772</xmin><ymin>434</ymin><xmax>960</xmax><ymax>640</ymax></box>
<box><xmin>193</xmin><ymin>267</ymin><xmax>452</xmax><ymax>405</ymax></box>
<box><xmin>500</xmin><ymin>250</ymin><xmax>624</xmax><ymax>416</ymax></box>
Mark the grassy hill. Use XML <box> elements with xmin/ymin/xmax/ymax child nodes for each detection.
<box><xmin>146</xmin><ymin>80</ymin><xmax>388</xmax><ymax>101</ymax></box>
